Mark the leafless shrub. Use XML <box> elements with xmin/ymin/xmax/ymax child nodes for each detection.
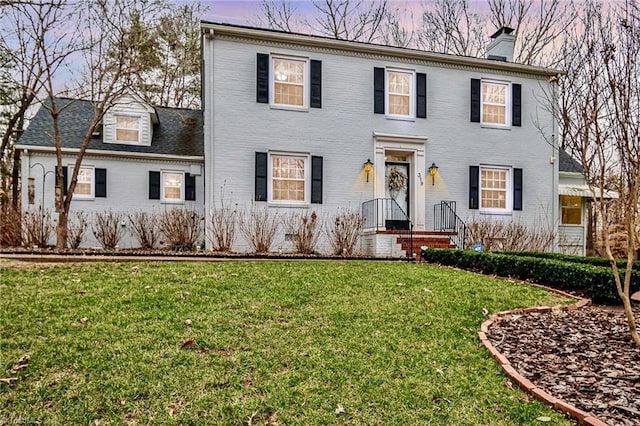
<box><xmin>282</xmin><ymin>210</ymin><xmax>321</xmax><ymax>254</ymax></box>
<box><xmin>22</xmin><ymin>207</ymin><xmax>54</xmax><ymax>247</ymax></box>
<box><xmin>466</xmin><ymin>217</ymin><xmax>554</xmax><ymax>252</ymax></box>
<box><xmin>158</xmin><ymin>208</ymin><xmax>202</xmax><ymax>251</ymax></box>
<box><xmin>0</xmin><ymin>203</ymin><xmax>22</xmax><ymax>247</ymax></box>
<box><xmin>326</xmin><ymin>209</ymin><xmax>364</xmax><ymax>256</ymax></box>
<box><xmin>208</xmin><ymin>187</ymin><xmax>238</xmax><ymax>252</ymax></box>
<box><xmin>128</xmin><ymin>211</ymin><xmax>161</xmax><ymax>249</ymax></box>
<box><xmin>239</xmin><ymin>204</ymin><xmax>279</xmax><ymax>253</ymax></box>
<box><xmin>92</xmin><ymin>210</ymin><xmax>125</xmax><ymax>249</ymax></box>
<box><xmin>66</xmin><ymin>211</ymin><xmax>89</xmax><ymax>249</ymax></box>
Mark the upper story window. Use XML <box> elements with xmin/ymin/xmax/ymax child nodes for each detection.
<box><xmin>271</xmin><ymin>56</ymin><xmax>308</xmax><ymax>109</ymax></box>
<box><xmin>387</xmin><ymin>69</ymin><xmax>414</xmax><ymax>118</ymax></box>
<box><xmin>482</xmin><ymin>81</ymin><xmax>509</xmax><ymax>125</ymax></box>
<box><xmin>471</xmin><ymin>78</ymin><xmax>520</xmax><ymax>127</ymax></box>
<box><xmin>480</xmin><ymin>166</ymin><xmax>511</xmax><ymax>212</ymax></box>
<box><xmin>115</xmin><ymin>114</ymin><xmax>141</xmax><ymax>144</ymax></box>
<box><xmin>560</xmin><ymin>195</ymin><xmax>582</xmax><ymax>225</ymax></box>
<box><xmin>162</xmin><ymin>171</ymin><xmax>184</xmax><ymax>202</ymax></box>
<box><xmin>270</xmin><ymin>153</ymin><xmax>308</xmax><ymax>203</ymax></box>
<box><xmin>74</xmin><ymin>166</ymin><xmax>94</xmax><ymax>199</ymax></box>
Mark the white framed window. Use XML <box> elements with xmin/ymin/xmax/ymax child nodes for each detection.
<box><xmin>114</xmin><ymin>114</ymin><xmax>141</xmax><ymax>144</ymax></box>
<box><xmin>271</xmin><ymin>55</ymin><xmax>308</xmax><ymax>109</ymax></box>
<box><xmin>386</xmin><ymin>68</ymin><xmax>414</xmax><ymax>118</ymax></box>
<box><xmin>73</xmin><ymin>166</ymin><xmax>94</xmax><ymax>199</ymax></box>
<box><xmin>480</xmin><ymin>166</ymin><xmax>511</xmax><ymax>213</ymax></box>
<box><xmin>269</xmin><ymin>153</ymin><xmax>309</xmax><ymax>204</ymax></box>
<box><xmin>560</xmin><ymin>195</ymin><xmax>582</xmax><ymax>225</ymax></box>
<box><xmin>481</xmin><ymin>80</ymin><xmax>510</xmax><ymax>126</ymax></box>
<box><xmin>162</xmin><ymin>171</ymin><xmax>184</xmax><ymax>203</ymax></box>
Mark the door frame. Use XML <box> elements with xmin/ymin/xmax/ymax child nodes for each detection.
<box><xmin>385</xmin><ymin>161</ymin><xmax>410</xmax><ymax>217</ymax></box>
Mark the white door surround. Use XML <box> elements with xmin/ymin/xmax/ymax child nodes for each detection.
<box><xmin>372</xmin><ymin>132</ymin><xmax>427</xmax><ymax>230</ymax></box>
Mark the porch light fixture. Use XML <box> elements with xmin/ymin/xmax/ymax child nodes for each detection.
<box><xmin>363</xmin><ymin>159</ymin><xmax>373</xmax><ymax>182</ymax></box>
<box><xmin>428</xmin><ymin>162</ymin><xmax>439</xmax><ymax>186</ymax></box>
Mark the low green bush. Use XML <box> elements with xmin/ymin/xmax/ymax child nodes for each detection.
<box><xmin>421</xmin><ymin>248</ymin><xmax>640</xmax><ymax>304</ymax></box>
<box><xmin>501</xmin><ymin>250</ymin><xmax>640</xmax><ymax>271</ymax></box>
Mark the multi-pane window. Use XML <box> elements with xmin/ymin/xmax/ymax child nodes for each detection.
<box><xmin>271</xmin><ymin>154</ymin><xmax>307</xmax><ymax>202</ymax></box>
<box><xmin>273</xmin><ymin>57</ymin><xmax>306</xmax><ymax>107</ymax></box>
<box><xmin>75</xmin><ymin>167</ymin><xmax>93</xmax><ymax>197</ymax></box>
<box><xmin>482</xmin><ymin>81</ymin><xmax>508</xmax><ymax>125</ymax></box>
<box><xmin>162</xmin><ymin>171</ymin><xmax>183</xmax><ymax>202</ymax></box>
<box><xmin>387</xmin><ymin>70</ymin><xmax>412</xmax><ymax>117</ymax></box>
<box><xmin>561</xmin><ymin>195</ymin><xmax>582</xmax><ymax>225</ymax></box>
<box><xmin>480</xmin><ymin>168</ymin><xmax>508</xmax><ymax>210</ymax></box>
<box><xmin>115</xmin><ymin>115</ymin><xmax>141</xmax><ymax>143</ymax></box>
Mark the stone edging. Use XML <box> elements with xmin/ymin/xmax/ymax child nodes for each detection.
<box><xmin>478</xmin><ymin>291</ymin><xmax>609</xmax><ymax>426</ymax></box>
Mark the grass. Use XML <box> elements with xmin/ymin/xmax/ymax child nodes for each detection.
<box><xmin>0</xmin><ymin>259</ymin><xmax>571</xmax><ymax>425</ymax></box>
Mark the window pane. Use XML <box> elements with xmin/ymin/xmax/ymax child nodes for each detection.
<box><xmin>561</xmin><ymin>195</ymin><xmax>582</xmax><ymax>224</ymax></box>
<box><xmin>115</xmin><ymin>115</ymin><xmax>140</xmax><ymax>142</ymax></box>
<box><xmin>163</xmin><ymin>172</ymin><xmax>183</xmax><ymax>200</ymax></box>
<box><xmin>481</xmin><ymin>169</ymin><xmax>507</xmax><ymax>209</ymax></box>
<box><xmin>387</xmin><ymin>71</ymin><xmax>411</xmax><ymax>116</ymax></box>
<box><xmin>273</xmin><ymin>58</ymin><xmax>305</xmax><ymax>107</ymax></box>
<box><xmin>75</xmin><ymin>168</ymin><xmax>92</xmax><ymax>196</ymax></box>
<box><xmin>482</xmin><ymin>82</ymin><xmax>507</xmax><ymax>125</ymax></box>
<box><xmin>389</xmin><ymin>94</ymin><xmax>410</xmax><ymax>115</ymax></box>
<box><xmin>271</xmin><ymin>155</ymin><xmax>306</xmax><ymax>202</ymax></box>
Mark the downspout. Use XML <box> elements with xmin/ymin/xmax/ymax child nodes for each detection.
<box><xmin>550</xmin><ymin>75</ymin><xmax>560</xmax><ymax>253</ymax></box>
<box><xmin>202</xmin><ymin>27</ymin><xmax>215</xmax><ymax>250</ymax></box>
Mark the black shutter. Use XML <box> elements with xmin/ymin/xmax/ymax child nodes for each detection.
<box><xmin>185</xmin><ymin>174</ymin><xmax>196</xmax><ymax>201</ymax></box>
<box><xmin>470</xmin><ymin>79</ymin><xmax>481</xmax><ymax>123</ymax></box>
<box><xmin>374</xmin><ymin>67</ymin><xmax>385</xmax><ymax>114</ymax></box>
<box><xmin>513</xmin><ymin>168</ymin><xmax>523</xmax><ymax>210</ymax></box>
<box><xmin>310</xmin><ymin>59</ymin><xmax>322</xmax><ymax>108</ymax></box>
<box><xmin>149</xmin><ymin>171</ymin><xmax>160</xmax><ymax>200</ymax></box>
<box><xmin>469</xmin><ymin>166</ymin><xmax>479</xmax><ymax>209</ymax></box>
<box><xmin>512</xmin><ymin>83</ymin><xmax>522</xmax><ymax>127</ymax></box>
<box><xmin>416</xmin><ymin>73</ymin><xmax>427</xmax><ymax>118</ymax></box>
<box><xmin>256</xmin><ymin>53</ymin><xmax>269</xmax><ymax>103</ymax></box>
<box><xmin>55</xmin><ymin>166</ymin><xmax>68</xmax><ymax>196</ymax></box>
<box><xmin>95</xmin><ymin>168</ymin><xmax>107</xmax><ymax>198</ymax></box>
<box><xmin>255</xmin><ymin>152</ymin><xmax>268</xmax><ymax>201</ymax></box>
<box><xmin>311</xmin><ymin>156</ymin><xmax>323</xmax><ymax>204</ymax></box>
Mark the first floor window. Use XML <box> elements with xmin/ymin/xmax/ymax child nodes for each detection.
<box><xmin>387</xmin><ymin>69</ymin><xmax>413</xmax><ymax>117</ymax></box>
<box><xmin>272</xmin><ymin>56</ymin><xmax>307</xmax><ymax>108</ymax></box>
<box><xmin>270</xmin><ymin>154</ymin><xmax>307</xmax><ymax>203</ymax></box>
<box><xmin>561</xmin><ymin>195</ymin><xmax>582</xmax><ymax>225</ymax></box>
<box><xmin>74</xmin><ymin>166</ymin><xmax>94</xmax><ymax>198</ymax></box>
<box><xmin>480</xmin><ymin>167</ymin><xmax>509</xmax><ymax>211</ymax></box>
<box><xmin>115</xmin><ymin>114</ymin><xmax>141</xmax><ymax>144</ymax></box>
<box><xmin>482</xmin><ymin>81</ymin><xmax>508</xmax><ymax>125</ymax></box>
<box><xmin>162</xmin><ymin>171</ymin><xmax>183</xmax><ymax>202</ymax></box>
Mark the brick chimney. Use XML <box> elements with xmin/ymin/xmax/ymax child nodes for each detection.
<box><xmin>486</xmin><ymin>27</ymin><xmax>515</xmax><ymax>62</ymax></box>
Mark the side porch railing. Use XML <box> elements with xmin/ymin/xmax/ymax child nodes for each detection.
<box><xmin>433</xmin><ymin>201</ymin><xmax>467</xmax><ymax>249</ymax></box>
<box><xmin>362</xmin><ymin>198</ymin><xmax>413</xmax><ymax>258</ymax></box>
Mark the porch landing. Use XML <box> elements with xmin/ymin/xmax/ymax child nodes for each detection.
<box><xmin>361</xmin><ymin>230</ymin><xmax>457</xmax><ymax>258</ymax></box>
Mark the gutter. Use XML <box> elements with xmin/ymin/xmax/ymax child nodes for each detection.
<box><xmin>14</xmin><ymin>145</ymin><xmax>204</xmax><ymax>163</ymax></box>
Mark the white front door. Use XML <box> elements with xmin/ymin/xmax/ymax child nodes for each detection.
<box><xmin>385</xmin><ymin>162</ymin><xmax>410</xmax><ymax>217</ymax></box>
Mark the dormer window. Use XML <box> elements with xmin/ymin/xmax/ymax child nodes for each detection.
<box><xmin>115</xmin><ymin>114</ymin><xmax>141</xmax><ymax>144</ymax></box>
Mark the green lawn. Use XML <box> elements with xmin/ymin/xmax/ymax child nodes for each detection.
<box><xmin>0</xmin><ymin>260</ymin><xmax>571</xmax><ymax>425</ymax></box>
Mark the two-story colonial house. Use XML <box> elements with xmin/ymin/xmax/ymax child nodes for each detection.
<box><xmin>201</xmin><ymin>23</ymin><xmax>564</xmax><ymax>256</ymax></box>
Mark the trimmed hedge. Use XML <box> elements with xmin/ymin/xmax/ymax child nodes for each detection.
<box><xmin>421</xmin><ymin>248</ymin><xmax>640</xmax><ymax>304</ymax></box>
<box><xmin>502</xmin><ymin>250</ymin><xmax>640</xmax><ymax>272</ymax></box>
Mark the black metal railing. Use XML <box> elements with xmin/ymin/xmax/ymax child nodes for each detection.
<box><xmin>362</xmin><ymin>198</ymin><xmax>414</xmax><ymax>258</ymax></box>
<box><xmin>433</xmin><ymin>201</ymin><xmax>467</xmax><ymax>249</ymax></box>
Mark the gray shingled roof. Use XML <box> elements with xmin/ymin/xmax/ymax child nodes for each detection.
<box><xmin>18</xmin><ymin>97</ymin><xmax>203</xmax><ymax>157</ymax></box>
<box><xmin>559</xmin><ymin>149</ymin><xmax>583</xmax><ymax>173</ymax></box>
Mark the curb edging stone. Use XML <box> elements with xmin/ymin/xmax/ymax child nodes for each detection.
<box><xmin>480</xmin><ymin>293</ymin><xmax>611</xmax><ymax>425</ymax></box>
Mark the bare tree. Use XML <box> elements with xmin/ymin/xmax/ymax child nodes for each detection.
<box><xmin>258</xmin><ymin>0</ymin><xmax>299</xmax><ymax>32</ymax></box>
<box><xmin>554</xmin><ymin>1</ymin><xmax>640</xmax><ymax>345</ymax></box>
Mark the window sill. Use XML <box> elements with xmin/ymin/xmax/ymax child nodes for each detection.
<box><xmin>480</xmin><ymin>123</ymin><xmax>512</xmax><ymax>130</ymax></box>
<box><xmin>268</xmin><ymin>202</ymin><xmax>310</xmax><ymax>209</ymax></box>
<box><xmin>270</xmin><ymin>104</ymin><xmax>309</xmax><ymax>113</ymax></box>
<box><xmin>479</xmin><ymin>210</ymin><xmax>513</xmax><ymax>216</ymax></box>
<box><xmin>73</xmin><ymin>196</ymin><xmax>95</xmax><ymax>201</ymax></box>
<box><xmin>560</xmin><ymin>223</ymin><xmax>583</xmax><ymax>227</ymax></box>
<box><xmin>385</xmin><ymin>115</ymin><xmax>415</xmax><ymax>122</ymax></box>
<box><xmin>161</xmin><ymin>200</ymin><xmax>185</xmax><ymax>204</ymax></box>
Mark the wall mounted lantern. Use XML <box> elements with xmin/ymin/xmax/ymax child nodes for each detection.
<box><xmin>428</xmin><ymin>162</ymin><xmax>439</xmax><ymax>186</ymax></box>
<box><xmin>363</xmin><ymin>159</ymin><xmax>373</xmax><ymax>182</ymax></box>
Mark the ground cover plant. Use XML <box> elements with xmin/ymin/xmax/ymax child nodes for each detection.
<box><xmin>0</xmin><ymin>260</ymin><xmax>571</xmax><ymax>425</ymax></box>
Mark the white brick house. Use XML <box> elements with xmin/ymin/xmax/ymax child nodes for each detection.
<box><xmin>201</xmin><ymin>23</ymin><xmax>566</xmax><ymax>256</ymax></box>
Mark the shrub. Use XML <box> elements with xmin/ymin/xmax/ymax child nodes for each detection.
<box><xmin>128</xmin><ymin>211</ymin><xmax>161</xmax><ymax>249</ymax></box>
<box><xmin>282</xmin><ymin>211</ymin><xmax>321</xmax><ymax>254</ymax></box>
<box><xmin>208</xmin><ymin>191</ymin><xmax>238</xmax><ymax>252</ymax></box>
<box><xmin>0</xmin><ymin>203</ymin><xmax>21</xmax><ymax>247</ymax></box>
<box><xmin>93</xmin><ymin>211</ymin><xmax>125</xmax><ymax>249</ymax></box>
<box><xmin>239</xmin><ymin>204</ymin><xmax>279</xmax><ymax>253</ymax></box>
<box><xmin>325</xmin><ymin>209</ymin><xmax>364</xmax><ymax>256</ymax></box>
<box><xmin>158</xmin><ymin>208</ymin><xmax>202</xmax><ymax>251</ymax></box>
<box><xmin>502</xmin><ymin>251</ymin><xmax>640</xmax><ymax>271</ymax></box>
<box><xmin>67</xmin><ymin>211</ymin><xmax>89</xmax><ymax>249</ymax></box>
<box><xmin>22</xmin><ymin>207</ymin><xmax>54</xmax><ymax>247</ymax></box>
<box><xmin>466</xmin><ymin>217</ymin><xmax>554</xmax><ymax>252</ymax></box>
<box><xmin>421</xmin><ymin>248</ymin><xmax>640</xmax><ymax>304</ymax></box>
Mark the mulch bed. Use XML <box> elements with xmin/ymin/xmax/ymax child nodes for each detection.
<box><xmin>487</xmin><ymin>305</ymin><xmax>640</xmax><ymax>426</ymax></box>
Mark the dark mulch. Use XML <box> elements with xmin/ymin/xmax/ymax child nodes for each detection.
<box><xmin>487</xmin><ymin>305</ymin><xmax>640</xmax><ymax>425</ymax></box>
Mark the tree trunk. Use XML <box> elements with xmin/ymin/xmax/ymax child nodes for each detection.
<box><xmin>620</xmin><ymin>294</ymin><xmax>640</xmax><ymax>346</ymax></box>
<box><xmin>56</xmin><ymin>210</ymin><xmax>68</xmax><ymax>249</ymax></box>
